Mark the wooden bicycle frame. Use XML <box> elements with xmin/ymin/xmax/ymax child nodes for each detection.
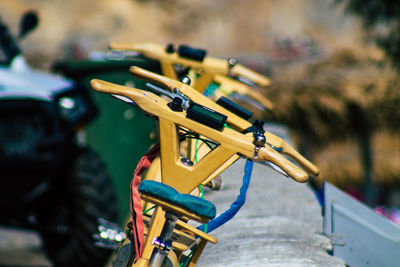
<box><xmin>91</xmin><ymin>69</ymin><xmax>319</xmax><ymax>266</ymax></box>
<box><xmin>91</xmin><ymin>76</ymin><xmax>312</xmax><ymax>184</ymax></box>
<box><xmin>129</xmin><ymin>67</ymin><xmax>319</xmax><ymax>178</ymax></box>
<box><xmin>108</xmin><ymin>42</ymin><xmax>277</xmax><ymax>191</ymax></box>
<box><xmin>128</xmin><ymin>65</ymin><xmax>318</xmax><ymax>203</ymax></box>
<box><xmin>109</xmin><ymin>42</ymin><xmax>274</xmax><ymax>110</ymax></box>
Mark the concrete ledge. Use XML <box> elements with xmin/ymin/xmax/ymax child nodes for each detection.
<box><xmin>198</xmin><ymin>159</ymin><xmax>345</xmax><ymax>266</ymax></box>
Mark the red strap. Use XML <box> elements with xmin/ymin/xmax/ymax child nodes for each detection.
<box><xmin>130</xmin><ymin>143</ymin><xmax>160</xmax><ymax>260</ymax></box>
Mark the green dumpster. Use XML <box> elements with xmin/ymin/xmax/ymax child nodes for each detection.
<box><xmin>53</xmin><ymin>58</ymin><xmax>162</xmax><ymax>223</ymax></box>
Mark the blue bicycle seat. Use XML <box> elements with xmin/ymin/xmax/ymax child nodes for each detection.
<box><xmin>139</xmin><ymin>180</ymin><xmax>216</xmax><ymax>220</ymax></box>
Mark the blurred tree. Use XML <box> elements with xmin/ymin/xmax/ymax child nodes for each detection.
<box><xmin>337</xmin><ymin>0</ymin><xmax>400</xmax><ymax>68</ymax></box>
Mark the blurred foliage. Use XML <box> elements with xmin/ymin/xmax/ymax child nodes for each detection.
<box><xmin>337</xmin><ymin>0</ymin><xmax>400</xmax><ymax>69</ymax></box>
<box><xmin>264</xmin><ymin>49</ymin><xmax>400</xmax><ymax>146</ymax></box>
<box><xmin>314</xmin><ymin>130</ymin><xmax>400</xmax><ymax>188</ymax></box>
<box><xmin>261</xmin><ymin>49</ymin><xmax>400</xmax><ymax>187</ymax></box>
<box><xmin>0</xmin><ymin>0</ymin><xmax>372</xmax><ymax>70</ymax></box>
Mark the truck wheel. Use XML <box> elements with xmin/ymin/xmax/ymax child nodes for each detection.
<box><xmin>39</xmin><ymin>149</ymin><xmax>118</xmax><ymax>267</ymax></box>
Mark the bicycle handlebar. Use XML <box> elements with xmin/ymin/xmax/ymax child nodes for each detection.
<box><xmin>129</xmin><ymin>66</ymin><xmax>319</xmax><ymax>177</ymax></box>
<box><xmin>214</xmin><ymin>75</ymin><xmax>274</xmax><ymax>110</ymax></box>
<box><xmin>90</xmin><ymin>78</ymin><xmax>310</xmax><ymax>183</ymax></box>
<box><xmin>109</xmin><ymin>42</ymin><xmax>270</xmax><ymax>88</ymax></box>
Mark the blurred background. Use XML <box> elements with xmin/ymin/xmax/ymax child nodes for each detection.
<box><xmin>1</xmin><ymin>0</ymin><xmax>400</xmax><ymax>265</ymax></box>
<box><xmin>2</xmin><ymin>0</ymin><xmax>397</xmax><ymax>211</ymax></box>
<box><xmin>0</xmin><ymin>0</ymin><xmax>378</xmax><ymax>67</ymax></box>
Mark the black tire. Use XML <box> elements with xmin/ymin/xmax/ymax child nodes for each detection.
<box><xmin>40</xmin><ymin>148</ymin><xmax>118</xmax><ymax>267</ymax></box>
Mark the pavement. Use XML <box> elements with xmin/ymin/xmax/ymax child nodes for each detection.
<box><xmin>0</xmin><ymin>226</ymin><xmax>51</xmax><ymax>266</ymax></box>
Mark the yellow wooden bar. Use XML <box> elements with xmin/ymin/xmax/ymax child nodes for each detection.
<box><xmin>109</xmin><ymin>42</ymin><xmax>270</xmax><ymax>87</ymax></box>
<box><xmin>91</xmin><ymin>78</ymin><xmax>310</xmax><ymax>184</ymax></box>
<box><xmin>128</xmin><ymin>66</ymin><xmax>319</xmax><ymax>177</ymax></box>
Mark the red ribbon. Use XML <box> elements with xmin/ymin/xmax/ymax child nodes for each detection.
<box><xmin>130</xmin><ymin>143</ymin><xmax>160</xmax><ymax>260</ymax></box>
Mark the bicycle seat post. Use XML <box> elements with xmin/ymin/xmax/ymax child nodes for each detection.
<box><xmin>148</xmin><ymin>213</ymin><xmax>178</xmax><ymax>267</ymax></box>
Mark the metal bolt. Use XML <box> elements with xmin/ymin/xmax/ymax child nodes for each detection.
<box><xmin>152</xmin><ymin>238</ymin><xmax>167</xmax><ymax>250</ymax></box>
<box><xmin>253</xmin><ymin>133</ymin><xmax>266</xmax><ymax>147</ymax></box>
<box><xmin>181</xmin><ymin>158</ymin><xmax>194</xmax><ymax>166</ymax></box>
<box><xmin>179</xmin><ymin>76</ymin><xmax>191</xmax><ymax>85</ymax></box>
<box><xmin>253</xmin><ymin>133</ymin><xmax>266</xmax><ymax>160</ymax></box>
<box><xmin>228</xmin><ymin>58</ymin><xmax>237</xmax><ymax>68</ymax></box>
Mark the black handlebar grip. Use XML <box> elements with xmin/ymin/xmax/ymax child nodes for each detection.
<box><xmin>216</xmin><ymin>96</ymin><xmax>253</xmax><ymax>120</ymax></box>
<box><xmin>177</xmin><ymin>45</ymin><xmax>207</xmax><ymax>62</ymax></box>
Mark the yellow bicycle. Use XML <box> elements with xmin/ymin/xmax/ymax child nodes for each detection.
<box><xmin>91</xmin><ymin>67</ymin><xmax>318</xmax><ymax>266</ymax></box>
<box><xmin>109</xmin><ymin>42</ymin><xmax>274</xmax><ymax>111</ymax></box>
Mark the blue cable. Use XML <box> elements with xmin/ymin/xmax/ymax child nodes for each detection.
<box><xmin>197</xmin><ymin>159</ymin><xmax>254</xmax><ymax>233</ymax></box>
